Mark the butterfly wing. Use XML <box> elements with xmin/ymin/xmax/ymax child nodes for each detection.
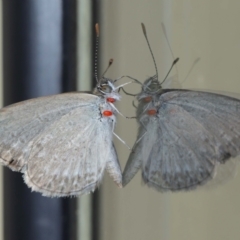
<box><xmin>125</xmin><ymin>90</ymin><xmax>240</xmax><ymax>191</ymax></box>
<box><xmin>0</xmin><ymin>93</ymin><xmax>98</xmax><ymax>172</ymax></box>
<box><xmin>0</xmin><ymin>92</ymin><xmax>121</xmax><ymax>197</ymax></box>
<box><xmin>22</xmin><ymin>100</ymin><xmax>120</xmax><ymax>197</ymax></box>
<box><xmin>105</xmin><ymin>143</ymin><xmax>122</xmax><ymax>187</ymax></box>
<box><xmin>122</xmin><ymin>115</ymin><xmax>155</xmax><ymax>186</ymax></box>
<box><xmin>146</xmin><ymin>90</ymin><xmax>240</xmax><ymax>191</ymax></box>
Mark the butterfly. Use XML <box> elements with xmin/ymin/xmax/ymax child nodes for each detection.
<box><xmin>0</xmin><ymin>24</ymin><xmax>124</xmax><ymax>197</ymax></box>
<box><xmin>122</xmin><ymin>23</ymin><xmax>240</xmax><ymax>191</ymax></box>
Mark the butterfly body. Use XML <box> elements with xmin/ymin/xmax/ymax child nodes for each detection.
<box><xmin>122</xmin><ymin>22</ymin><xmax>240</xmax><ymax>191</ymax></box>
<box><xmin>123</xmin><ymin>82</ymin><xmax>240</xmax><ymax>191</ymax></box>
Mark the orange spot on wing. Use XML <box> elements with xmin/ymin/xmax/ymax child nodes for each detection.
<box><xmin>144</xmin><ymin>96</ymin><xmax>152</xmax><ymax>102</ymax></box>
<box><xmin>107</xmin><ymin>97</ymin><xmax>115</xmax><ymax>103</ymax></box>
<box><xmin>103</xmin><ymin>110</ymin><xmax>113</xmax><ymax>117</ymax></box>
<box><xmin>147</xmin><ymin>109</ymin><xmax>157</xmax><ymax>115</ymax></box>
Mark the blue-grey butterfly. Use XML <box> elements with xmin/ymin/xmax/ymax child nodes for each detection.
<box><xmin>0</xmin><ymin>24</ymin><xmax>124</xmax><ymax>197</ymax></box>
<box><xmin>123</xmin><ymin>23</ymin><xmax>240</xmax><ymax>191</ymax></box>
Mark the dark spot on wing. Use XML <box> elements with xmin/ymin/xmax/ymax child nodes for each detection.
<box><xmin>220</xmin><ymin>152</ymin><xmax>231</xmax><ymax>163</ymax></box>
<box><xmin>9</xmin><ymin>159</ymin><xmax>14</xmax><ymax>165</ymax></box>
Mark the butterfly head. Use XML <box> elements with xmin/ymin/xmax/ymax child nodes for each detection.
<box><xmin>142</xmin><ymin>75</ymin><xmax>162</xmax><ymax>93</ymax></box>
<box><xmin>137</xmin><ymin>75</ymin><xmax>162</xmax><ymax>102</ymax></box>
<box><xmin>94</xmin><ymin>77</ymin><xmax>121</xmax><ymax>103</ymax></box>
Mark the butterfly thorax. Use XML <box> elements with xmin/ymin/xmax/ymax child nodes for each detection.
<box><xmin>98</xmin><ymin>100</ymin><xmax>116</xmax><ymax>123</ymax></box>
<box><xmin>137</xmin><ymin>76</ymin><xmax>163</xmax><ymax>102</ymax></box>
<box><xmin>135</xmin><ymin>77</ymin><xmax>162</xmax><ymax>119</ymax></box>
<box><xmin>93</xmin><ymin>77</ymin><xmax>121</xmax><ymax>103</ymax></box>
<box><xmin>92</xmin><ymin>77</ymin><xmax>119</xmax><ymax>122</ymax></box>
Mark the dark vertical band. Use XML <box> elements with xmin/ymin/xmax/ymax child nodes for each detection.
<box><xmin>3</xmin><ymin>1</ymin><xmax>77</xmax><ymax>240</ymax></box>
<box><xmin>91</xmin><ymin>1</ymin><xmax>101</xmax><ymax>240</ymax></box>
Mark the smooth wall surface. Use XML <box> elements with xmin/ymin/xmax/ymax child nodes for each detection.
<box><xmin>99</xmin><ymin>1</ymin><xmax>240</xmax><ymax>240</ymax></box>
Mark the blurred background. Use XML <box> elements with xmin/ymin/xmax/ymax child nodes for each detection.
<box><xmin>1</xmin><ymin>0</ymin><xmax>240</xmax><ymax>240</ymax></box>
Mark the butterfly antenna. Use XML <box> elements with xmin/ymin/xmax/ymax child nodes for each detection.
<box><xmin>182</xmin><ymin>57</ymin><xmax>200</xmax><ymax>84</ymax></box>
<box><xmin>101</xmin><ymin>58</ymin><xmax>114</xmax><ymax>77</ymax></box>
<box><xmin>141</xmin><ymin>23</ymin><xmax>159</xmax><ymax>81</ymax></box>
<box><xmin>161</xmin><ymin>22</ymin><xmax>179</xmax><ymax>81</ymax></box>
<box><xmin>161</xmin><ymin>58</ymin><xmax>179</xmax><ymax>85</ymax></box>
<box><xmin>94</xmin><ymin>23</ymin><xmax>100</xmax><ymax>82</ymax></box>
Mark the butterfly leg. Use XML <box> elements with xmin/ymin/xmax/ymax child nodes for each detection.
<box><xmin>131</xmin><ymin>119</ymin><xmax>148</xmax><ymax>151</ymax></box>
<box><xmin>132</xmin><ymin>100</ymin><xmax>137</xmax><ymax>109</ymax></box>
<box><xmin>118</xmin><ymin>86</ymin><xmax>137</xmax><ymax>96</ymax></box>
<box><xmin>109</xmin><ymin>102</ymin><xmax>136</xmax><ymax>119</ymax></box>
<box><xmin>118</xmin><ymin>76</ymin><xmax>143</xmax><ymax>95</ymax></box>
<box><xmin>116</xmin><ymin>81</ymin><xmax>133</xmax><ymax>93</ymax></box>
<box><xmin>113</xmin><ymin>132</ymin><xmax>131</xmax><ymax>150</ymax></box>
<box><xmin>113</xmin><ymin>76</ymin><xmax>125</xmax><ymax>83</ymax></box>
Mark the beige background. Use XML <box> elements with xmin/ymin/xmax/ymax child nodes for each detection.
<box><xmin>1</xmin><ymin>1</ymin><xmax>240</xmax><ymax>240</ymax></box>
<box><xmin>99</xmin><ymin>1</ymin><xmax>240</xmax><ymax>240</ymax></box>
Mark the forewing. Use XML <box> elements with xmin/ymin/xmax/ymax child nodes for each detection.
<box><xmin>0</xmin><ymin>93</ymin><xmax>97</xmax><ymax>171</ymax></box>
<box><xmin>143</xmin><ymin>90</ymin><xmax>240</xmax><ymax>191</ymax></box>
<box><xmin>161</xmin><ymin>90</ymin><xmax>240</xmax><ymax>161</ymax></box>
<box><xmin>143</xmin><ymin>105</ymin><xmax>216</xmax><ymax>191</ymax></box>
<box><xmin>24</xmin><ymin>104</ymin><xmax>115</xmax><ymax>197</ymax></box>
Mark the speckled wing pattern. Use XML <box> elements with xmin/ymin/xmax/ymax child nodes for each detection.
<box><xmin>0</xmin><ymin>93</ymin><xmax>121</xmax><ymax>197</ymax></box>
<box><xmin>124</xmin><ymin>90</ymin><xmax>240</xmax><ymax>191</ymax></box>
<box><xmin>0</xmin><ymin>93</ymin><xmax>97</xmax><ymax>171</ymax></box>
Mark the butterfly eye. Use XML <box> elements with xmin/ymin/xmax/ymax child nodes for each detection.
<box><xmin>150</xmin><ymin>82</ymin><xmax>161</xmax><ymax>91</ymax></box>
<box><xmin>98</xmin><ymin>84</ymin><xmax>112</xmax><ymax>94</ymax></box>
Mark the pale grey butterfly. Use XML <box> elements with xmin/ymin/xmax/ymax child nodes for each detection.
<box><xmin>0</xmin><ymin>24</ymin><xmax>125</xmax><ymax>197</ymax></box>
<box><xmin>123</xmin><ymin>23</ymin><xmax>240</xmax><ymax>191</ymax></box>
